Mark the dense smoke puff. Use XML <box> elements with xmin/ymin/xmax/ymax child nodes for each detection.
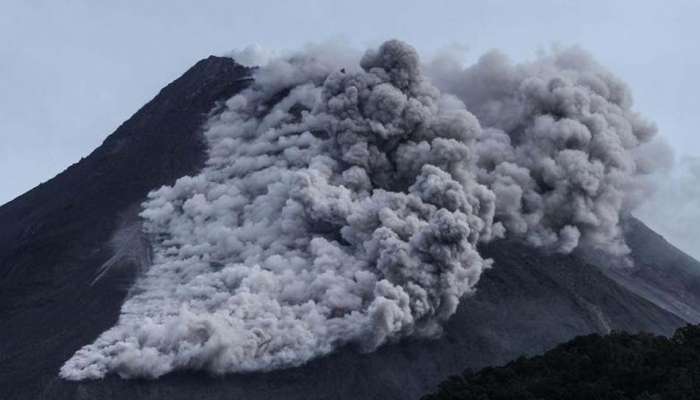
<box><xmin>429</xmin><ymin>48</ymin><xmax>658</xmax><ymax>254</ymax></box>
<box><xmin>60</xmin><ymin>40</ymin><xmax>500</xmax><ymax>380</ymax></box>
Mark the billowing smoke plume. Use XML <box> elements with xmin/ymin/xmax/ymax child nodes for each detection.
<box><xmin>61</xmin><ymin>40</ymin><xmax>661</xmax><ymax>380</ymax></box>
<box><xmin>60</xmin><ymin>40</ymin><xmax>500</xmax><ymax>380</ymax></box>
<box><xmin>429</xmin><ymin>48</ymin><xmax>658</xmax><ymax>255</ymax></box>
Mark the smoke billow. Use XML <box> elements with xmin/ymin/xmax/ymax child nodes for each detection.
<box><xmin>60</xmin><ymin>40</ymin><xmax>662</xmax><ymax>380</ymax></box>
<box><xmin>429</xmin><ymin>47</ymin><xmax>658</xmax><ymax>255</ymax></box>
<box><xmin>60</xmin><ymin>40</ymin><xmax>500</xmax><ymax>380</ymax></box>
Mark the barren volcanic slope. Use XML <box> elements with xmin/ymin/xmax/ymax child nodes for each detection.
<box><xmin>0</xmin><ymin>55</ymin><xmax>698</xmax><ymax>400</ymax></box>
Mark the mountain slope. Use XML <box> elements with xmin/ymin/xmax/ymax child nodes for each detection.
<box><xmin>605</xmin><ymin>218</ymin><xmax>700</xmax><ymax>323</ymax></box>
<box><xmin>0</xmin><ymin>56</ymin><xmax>695</xmax><ymax>400</ymax></box>
<box><xmin>0</xmin><ymin>56</ymin><xmax>252</xmax><ymax>399</ymax></box>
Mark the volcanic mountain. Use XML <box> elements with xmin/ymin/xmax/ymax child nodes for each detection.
<box><xmin>0</xmin><ymin>55</ymin><xmax>698</xmax><ymax>400</ymax></box>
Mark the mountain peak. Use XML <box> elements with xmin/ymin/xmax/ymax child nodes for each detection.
<box><xmin>0</xmin><ymin>56</ymin><xmax>253</xmax><ymax>399</ymax></box>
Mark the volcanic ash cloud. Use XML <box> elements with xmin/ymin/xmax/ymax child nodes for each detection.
<box><xmin>60</xmin><ymin>40</ymin><xmax>662</xmax><ymax>380</ymax></box>
<box><xmin>60</xmin><ymin>40</ymin><xmax>500</xmax><ymax>380</ymax></box>
<box><xmin>429</xmin><ymin>48</ymin><xmax>659</xmax><ymax>255</ymax></box>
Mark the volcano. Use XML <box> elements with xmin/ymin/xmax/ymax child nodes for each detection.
<box><xmin>1</xmin><ymin>55</ymin><xmax>698</xmax><ymax>400</ymax></box>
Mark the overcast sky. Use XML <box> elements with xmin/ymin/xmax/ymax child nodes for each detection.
<box><xmin>1</xmin><ymin>0</ymin><xmax>698</xmax><ymax>255</ymax></box>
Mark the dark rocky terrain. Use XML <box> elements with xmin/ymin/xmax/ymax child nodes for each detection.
<box><xmin>0</xmin><ymin>56</ymin><xmax>698</xmax><ymax>400</ymax></box>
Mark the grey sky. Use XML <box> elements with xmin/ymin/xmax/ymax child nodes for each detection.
<box><xmin>1</xmin><ymin>0</ymin><xmax>698</xmax><ymax>256</ymax></box>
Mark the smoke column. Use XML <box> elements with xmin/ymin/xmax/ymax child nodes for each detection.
<box><xmin>60</xmin><ymin>40</ymin><xmax>662</xmax><ymax>380</ymax></box>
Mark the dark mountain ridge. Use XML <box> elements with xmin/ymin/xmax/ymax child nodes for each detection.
<box><xmin>0</xmin><ymin>56</ymin><xmax>698</xmax><ymax>400</ymax></box>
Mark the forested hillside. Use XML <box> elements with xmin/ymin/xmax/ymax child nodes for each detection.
<box><xmin>424</xmin><ymin>325</ymin><xmax>700</xmax><ymax>400</ymax></box>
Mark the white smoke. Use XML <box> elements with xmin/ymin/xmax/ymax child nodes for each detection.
<box><xmin>61</xmin><ymin>40</ymin><xmax>663</xmax><ymax>380</ymax></box>
<box><xmin>225</xmin><ymin>44</ymin><xmax>279</xmax><ymax>67</ymax></box>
